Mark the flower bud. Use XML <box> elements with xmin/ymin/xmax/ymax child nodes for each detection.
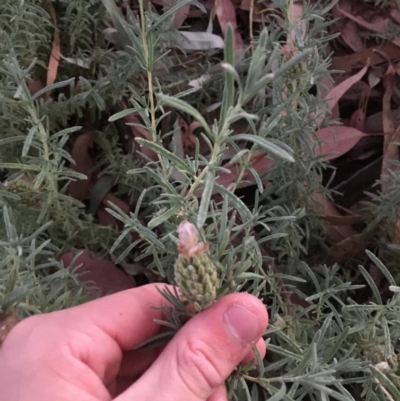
<box><xmin>177</xmin><ymin>221</ymin><xmax>208</xmax><ymax>258</ymax></box>
<box><xmin>174</xmin><ymin>221</ymin><xmax>218</xmax><ymax>311</ymax></box>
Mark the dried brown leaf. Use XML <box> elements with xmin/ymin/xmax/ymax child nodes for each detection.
<box><xmin>327</xmin><ymin>233</ymin><xmax>368</xmax><ymax>264</ymax></box>
<box><xmin>0</xmin><ymin>308</ymin><xmax>19</xmax><ymax>347</ymax></box>
<box><xmin>331</xmin><ymin>43</ymin><xmax>400</xmax><ymax>73</ymax></box>
<box><xmin>68</xmin><ymin>132</ymin><xmax>94</xmax><ymax>201</ymax></box>
<box><xmin>335</xmin><ymin>1</ymin><xmax>388</xmax><ymax>33</ymax></box>
<box><xmin>46</xmin><ymin>1</ymin><xmax>61</xmax><ymax>98</ymax></box>
<box><xmin>322</xmin><ymin>214</ymin><xmax>363</xmax><ymax>226</ymax></box>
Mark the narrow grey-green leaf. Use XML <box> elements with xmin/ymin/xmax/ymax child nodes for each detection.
<box><xmin>151</xmin><ymin>0</ymin><xmax>206</xmax><ymax>31</ymax></box>
<box><xmin>220</xmin><ymin>23</ymin><xmax>235</xmax><ymax>124</ymax></box>
<box><xmin>53</xmin><ymin>126</ymin><xmax>82</xmax><ymax>138</ymax></box>
<box><xmin>197</xmin><ymin>170</ymin><xmax>215</xmax><ymax>228</ymax></box>
<box><xmin>148</xmin><ymin>206</ymin><xmax>180</xmax><ymax>228</ymax></box>
<box><xmin>366</xmin><ymin>250</ymin><xmax>396</xmax><ymax>286</ymax></box>
<box><xmin>157</xmin><ymin>93</ymin><xmax>212</xmax><ymax>137</ymax></box>
<box><xmin>321</xmin><ymin>326</ymin><xmax>350</xmax><ymax>364</ymax></box>
<box><xmin>172</xmin><ymin>31</ymin><xmax>224</xmax><ymax>50</ymax></box>
<box><xmin>215</xmin><ymin>183</ymin><xmax>252</xmax><ymax>221</ymax></box>
<box><xmin>22</xmin><ymin>126</ymin><xmax>37</xmax><ymax>157</ymax></box>
<box><xmin>266</xmin><ymin>383</ymin><xmax>287</xmax><ymax>401</ymax></box>
<box><xmin>135</xmin><ymin>138</ymin><xmax>192</xmax><ymax>174</ymax></box>
<box><xmin>88</xmin><ymin>175</ymin><xmax>115</xmax><ymax>215</ymax></box>
<box><xmin>0</xmin><ymin>136</ymin><xmax>25</xmax><ymax>146</ymax></box>
<box><xmin>31</xmin><ymin>78</ymin><xmax>75</xmax><ymax>101</ymax></box>
<box><xmin>358</xmin><ymin>264</ymin><xmax>382</xmax><ymax>304</ymax></box>
<box><xmin>227</xmin><ymin>134</ymin><xmax>294</xmax><ymax>162</ymax></box>
<box><xmin>108</xmin><ymin>108</ymin><xmax>138</xmax><ymax>122</ymax></box>
<box><xmin>0</xmin><ymin>163</ymin><xmax>41</xmax><ymax>171</ymax></box>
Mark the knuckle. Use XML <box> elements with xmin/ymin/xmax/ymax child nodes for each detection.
<box><xmin>175</xmin><ymin>336</ymin><xmax>224</xmax><ymax>394</ymax></box>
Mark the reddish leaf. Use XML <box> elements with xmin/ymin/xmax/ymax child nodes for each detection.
<box><xmin>173</xmin><ymin>4</ymin><xmax>190</xmax><ymax>27</ymax></box>
<box><xmin>312</xmin><ymin>192</ymin><xmax>358</xmax><ymax>242</ymax></box>
<box><xmin>323</xmin><ymin>214</ymin><xmax>362</xmax><ymax>226</ymax></box>
<box><xmin>287</xmin><ymin>3</ymin><xmax>306</xmax><ymax>43</ymax></box>
<box><xmin>381</xmin><ymin>65</ymin><xmax>400</xmax><ymax>194</ymax></box>
<box><xmin>236</xmin><ymin>0</ymin><xmax>268</xmax><ymax>23</ymax></box>
<box><xmin>97</xmin><ymin>205</ymin><xmax>120</xmax><ymax>230</ymax></box>
<box><xmin>349</xmin><ymin>84</ymin><xmax>370</xmax><ymax>131</ymax></box>
<box><xmin>327</xmin><ymin>234</ymin><xmax>368</xmax><ymax>265</ymax></box>
<box><xmin>341</xmin><ymin>20</ymin><xmax>365</xmax><ymax>52</ymax></box>
<box><xmin>60</xmin><ymin>251</ymin><xmax>135</xmax><ymax>296</ymax></box>
<box><xmin>215</xmin><ymin>152</ymin><xmax>272</xmax><ymax>191</ymax></box>
<box><xmin>120</xmin><ymin>102</ymin><xmax>158</xmax><ymax>161</ymax></box>
<box><xmin>323</xmin><ymin>63</ymin><xmax>370</xmax><ymax>119</ymax></box>
<box><xmin>46</xmin><ymin>1</ymin><xmax>61</xmax><ymax>99</ymax></box>
<box><xmin>68</xmin><ymin>132</ymin><xmax>94</xmax><ymax>201</ymax></box>
<box><xmin>349</xmin><ymin>109</ymin><xmax>366</xmax><ymax>131</ymax></box>
<box><xmin>335</xmin><ymin>1</ymin><xmax>388</xmax><ymax>33</ymax></box>
<box><xmin>216</xmin><ymin>0</ymin><xmax>243</xmax><ymax>50</ymax></box>
<box><xmin>315</xmin><ymin>126</ymin><xmax>364</xmax><ymax>160</ymax></box>
<box><xmin>382</xmin><ymin>65</ymin><xmax>395</xmax><ymax>135</ymax></box>
<box><xmin>27</xmin><ymin>79</ymin><xmax>44</xmax><ymax>96</ymax></box>
<box><xmin>331</xmin><ymin>43</ymin><xmax>400</xmax><ymax>73</ymax></box>
<box><xmin>102</xmin><ymin>192</ymin><xmax>130</xmax><ymax>215</ymax></box>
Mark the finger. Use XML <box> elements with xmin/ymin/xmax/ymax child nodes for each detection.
<box><xmin>60</xmin><ymin>283</ymin><xmax>173</xmax><ymax>350</ymax></box>
<box><xmin>117</xmin><ymin>293</ymin><xmax>268</xmax><ymax>401</ymax></box>
<box><xmin>208</xmin><ymin>384</ymin><xmax>228</xmax><ymax>401</ymax></box>
<box><xmin>242</xmin><ymin>338</ymin><xmax>266</xmax><ymax>364</ymax></box>
<box><xmin>6</xmin><ymin>284</ymin><xmax>173</xmax><ymax>386</ymax></box>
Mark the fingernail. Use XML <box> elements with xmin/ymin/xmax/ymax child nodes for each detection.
<box><xmin>223</xmin><ymin>304</ymin><xmax>261</xmax><ymax>346</ymax></box>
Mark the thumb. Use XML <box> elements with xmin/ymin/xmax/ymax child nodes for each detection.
<box><xmin>117</xmin><ymin>293</ymin><xmax>268</xmax><ymax>401</ymax></box>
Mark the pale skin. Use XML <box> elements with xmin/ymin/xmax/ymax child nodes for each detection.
<box><xmin>0</xmin><ymin>284</ymin><xmax>268</xmax><ymax>401</ymax></box>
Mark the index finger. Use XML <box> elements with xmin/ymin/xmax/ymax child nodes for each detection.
<box><xmin>59</xmin><ymin>283</ymin><xmax>173</xmax><ymax>350</ymax></box>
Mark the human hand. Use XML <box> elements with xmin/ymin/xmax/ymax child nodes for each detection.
<box><xmin>0</xmin><ymin>284</ymin><xmax>268</xmax><ymax>401</ymax></box>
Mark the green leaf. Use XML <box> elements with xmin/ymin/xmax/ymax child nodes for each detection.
<box><xmin>321</xmin><ymin>327</ymin><xmax>350</xmax><ymax>364</ymax></box>
<box><xmin>108</xmin><ymin>108</ymin><xmax>138</xmax><ymax>122</ymax></box>
<box><xmin>157</xmin><ymin>93</ymin><xmax>212</xmax><ymax>137</ymax></box>
<box><xmin>266</xmin><ymin>383</ymin><xmax>287</xmax><ymax>401</ymax></box>
<box><xmin>101</xmin><ymin>0</ymin><xmax>133</xmax><ymax>48</ymax></box>
<box><xmin>0</xmin><ymin>163</ymin><xmax>41</xmax><ymax>172</ymax></box>
<box><xmin>2</xmin><ymin>285</ymin><xmax>30</xmax><ymax>311</ymax></box>
<box><xmin>220</xmin><ymin>23</ymin><xmax>235</xmax><ymax>124</ymax></box>
<box><xmin>0</xmin><ymin>136</ymin><xmax>25</xmax><ymax>146</ymax></box>
<box><xmin>358</xmin><ymin>264</ymin><xmax>382</xmax><ymax>304</ymax></box>
<box><xmin>227</xmin><ymin>134</ymin><xmax>295</xmax><ymax>162</ymax></box>
<box><xmin>371</xmin><ymin>367</ymin><xmax>400</xmax><ymax>400</ymax></box>
<box><xmin>214</xmin><ymin>184</ymin><xmax>252</xmax><ymax>221</ymax></box>
<box><xmin>245</xmin><ymin>28</ymin><xmax>268</xmax><ymax>91</ymax></box>
<box><xmin>151</xmin><ymin>0</ymin><xmax>206</xmax><ymax>31</ymax></box>
<box><xmin>53</xmin><ymin>126</ymin><xmax>82</xmax><ymax>138</ymax></box>
<box><xmin>135</xmin><ymin>138</ymin><xmax>192</xmax><ymax>174</ymax></box>
<box><xmin>22</xmin><ymin>126</ymin><xmax>37</xmax><ymax>157</ymax></box>
<box><xmin>366</xmin><ymin>250</ymin><xmax>396</xmax><ymax>286</ymax></box>
<box><xmin>31</xmin><ymin>78</ymin><xmax>75</xmax><ymax>101</ymax></box>
<box><xmin>148</xmin><ymin>206</ymin><xmax>180</xmax><ymax>228</ymax></box>
<box><xmin>88</xmin><ymin>175</ymin><xmax>115</xmax><ymax>216</ymax></box>
<box><xmin>197</xmin><ymin>170</ymin><xmax>215</xmax><ymax>228</ymax></box>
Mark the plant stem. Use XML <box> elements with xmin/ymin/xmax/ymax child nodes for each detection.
<box><xmin>138</xmin><ymin>0</ymin><xmax>168</xmax><ymax>179</ymax></box>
